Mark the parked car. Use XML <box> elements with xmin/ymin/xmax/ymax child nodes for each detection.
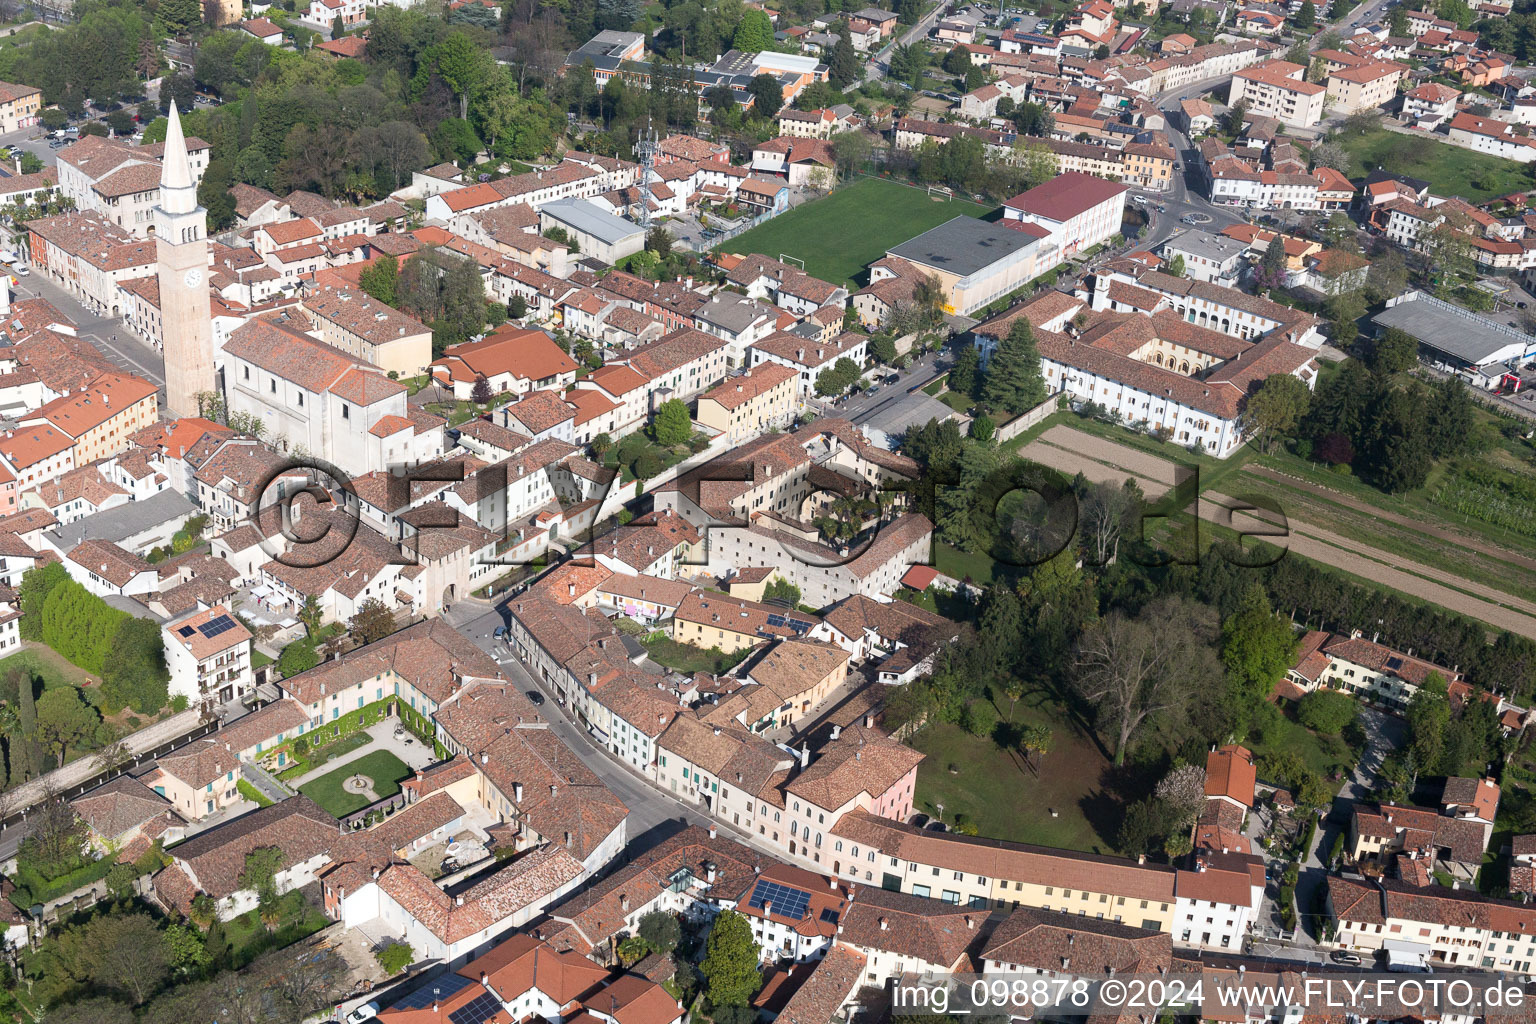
<box><xmin>1330</xmin><ymin>952</ymin><xmax>1363</xmax><ymax>966</ymax></box>
<box><xmin>492</xmin><ymin>625</ymin><xmax>508</xmax><ymax>639</ymax></box>
<box><xmin>345</xmin><ymin>1003</ymin><xmax>380</xmax><ymax>1024</ymax></box>
<box><xmin>526</xmin><ymin>690</ymin><xmax>545</xmax><ymax>706</ymax></box>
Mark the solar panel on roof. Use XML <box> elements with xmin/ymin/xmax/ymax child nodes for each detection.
<box><xmin>819</xmin><ymin>907</ymin><xmax>840</xmax><ymax>924</ymax></box>
<box><xmin>197</xmin><ymin>614</ymin><xmax>237</xmax><ymax>639</ymax></box>
<box><xmin>448</xmin><ymin>989</ymin><xmax>503</xmax><ymax>1024</ymax></box>
<box><xmin>765</xmin><ymin>613</ymin><xmax>787</xmax><ymax>628</ymax></box>
<box><xmin>177</xmin><ymin>625</ymin><xmax>196</xmax><ymax>637</ymax></box>
<box><xmin>788</xmin><ymin>618</ymin><xmax>814</xmax><ymax>633</ymax></box>
<box><xmin>1386</xmin><ymin>656</ymin><xmax>1403</xmax><ymax>670</ymax></box>
<box><xmin>747</xmin><ymin>878</ymin><xmax>810</xmax><ymax>920</ymax></box>
<box><xmin>392</xmin><ymin>973</ymin><xmax>474</xmax><ymax>1010</ymax></box>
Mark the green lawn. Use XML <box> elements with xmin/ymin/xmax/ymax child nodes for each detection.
<box><xmin>640</xmin><ymin>635</ymin><xmax>752</xmax><ymax>675</ymax></box>
<box><xmin>1337</xmin><ymin>127</ymin><xmax>1532</xmax><ymax>202</ymax></box>
<box><xmin>714</xmin><ymin>177</ymin><xmax>995</xmax><ymax>288</ymax></box>
<box><xmin>1246</xmin><ymin>702</ymin><xmax>1352</xmax><ymax>781</ymax></box>
<box><xmin>909</xmin><ymin>694</ymin><xmax>1124</xmax><ymax>854</ymax></box>
<box><xmin>299</xmin><ymin>749</ymin><xmax>413</xmax><ymax>817</ymax></box>
<box><xmin>0</xmin><ymin>647</ymin><xmax>97</xmax><ymax>691</ymax></box>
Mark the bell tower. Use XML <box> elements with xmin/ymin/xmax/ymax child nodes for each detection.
<box><xmin>155</xmin><ymin>102</ymin><xmax>213</xmax><ymax>418</ymax></box>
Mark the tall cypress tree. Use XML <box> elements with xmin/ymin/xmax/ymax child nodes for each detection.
<box><xmin>982</xmin><ymin>319</ymin><xmax>1048</xmax><ymax>415</ymax></box>
<box><xmin>16</xmin><ymin>670</ymin><xmax>37</xmax><ymax>782</ymax></box>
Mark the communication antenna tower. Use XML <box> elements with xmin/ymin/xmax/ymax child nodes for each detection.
<box><xmin>636</xmin><ymin>121</ymin><xmax>661</xmax><ymax>230</ymax></box>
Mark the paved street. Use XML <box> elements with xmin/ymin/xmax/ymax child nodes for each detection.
<box><xmin>8</xmin><ymin>257</ymin><xmax>167</xmax><ymax>389</ymax></box>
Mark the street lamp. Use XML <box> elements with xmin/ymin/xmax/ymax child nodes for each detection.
<box><xmin>935</xmin><ymin>802</ymin><xmax>944</xmax><ymax>823</ymax></box>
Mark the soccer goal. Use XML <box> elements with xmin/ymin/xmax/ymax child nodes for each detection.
<box><xmin>778</xmin><ymin>254</ymin><xmax>806</xmax><ymax>269</ymax></box>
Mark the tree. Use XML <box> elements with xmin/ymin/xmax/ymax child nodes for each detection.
<box><xmin>1296</xmin><ymin>0</ymin><xmax>1316</xmax><ymax>27</ymax></box>
<box><xmin>1297</xmin><ymin>690</ymin><xmax>1358</xmax><ymax>734</ymax></box>
<box><xmin>639</xmin><ymin>911</ymin><xmax>682</xmax><ymax>953</ymax></box>
<box><xmin>157</xmin><ymin>0</ymin><xmax>201</xmax><ymax>35</ymax></box>
<box><xmin>1407</xmin><ymin>672</ymin><xmax>1451</xmax><ymax>772</ymax></box>
<box><xmin>970</xmin><ymin>412</ymin><xmax>995</xmax><ymax>443</ymax></box>
<box><xmin>84</xmin><ymin>913</ymin><xmax>171</xmax><ymax>1005</ymax></box>
<box><xmin>46</xmin><ymin>998</ymin><xmax>134</xmax><ymax>1024</ymax></box>
<box><xmin>1341</xmin><ymin>110</ymin><xmax>1380</xmax><ymax>136</ymax></box>
<box><xmin>299</xmin><ymin>594</ymin><xmax>323</xmax><ymax>638</ymax></box>
<box><xmin>1389</xmin><ymin>4</ymin><xmax>1409</xmax><ymax>33</ymax></box>
<box><xmin>359</xmin><ymin>254</ymin><xmax>399</xmax><ymax>307</ymax></box>
<box><xmin>950</xmin><ymin>345</ymin><xmax>981</xmax><ymax>398</ymax></box>
<box><xmin>349</xmin><ymin>598</ymin><xmax>397</xmax><ymax>649</ymax></box>
<box><xmin>431</xmin><ymin>32</ymin><xmax>496</xmax><ymax>120</ymax></box>
<box><xmin>746</xmin><ymin>74</ymin><xmax>784</xmax><ymax>117</ymax></box>
<box><xmin>816</xmin><ymin>367</ymin><xmax>849</xmax><ymax>397</ymax></box>
<box><xmin>646</xmin><ymin>226</ymin><xmax>673</xmax><ymax>259</ymax></box>
<box><xmin>164</xmin><ymin>923</ymin><xmax>212</xmax><ymax>978</ymax></box>
<box><xmin>278</xmin><ymin>640</ymin><xmax>319</xmax><ymax>678</ymax></box>
<box><xmin>1244</xmin><ymin>373</ymin><xmax>1312</xmax><ymax>453</ymax></box>
<box><xmin>1156</xmin><ymin>763</ymin><xmax>1210</xmax><ymax>827</ymax></box>
<box><xmin>1260</xmin><ymin>233</ymin><xmax>1287</xmax><ymax>288</ymax></box>
<box><xmin>652</xmin><ymin>398</ymin><xmax>692</xmax><ymax>446</ymax></box>
<box><xmin>1073</xmin><ymin>596</ymin><xmax>1222</xmax><ymax>764</ymax></box>
<box><xmin>1168</xmin><ymin>253</ymin><xmax>1186</xmax><ymax>278</ymax></box>
<box><xmin>1226</xmin><ymin>97</ymin><xmax>1249</xmax><ymax>134</ymax></box>
<box><xmin>1367</xmin><ymin>327</ymin><xmax>1418</xmax><ymax>375</ymax></box>
<box><xmin>1079</xmin><ymin>479</ymin><xmax>1140</xmax><ymax>566</ymax></box>
<box><xmin>509</xmin><ymin>294</ymin><xmax>529</xmax><ymax>320</ymax></box>
<box><xmin>733</xmin><ymin>9</ymin><xmax>775</xmax><ymax>51</ymax></box>
<box><xmin>470</xmin><ymin>374</ymin><xmax>494</xmax><ymax>406</ymax></box>
<box><xmin>831</xmin><ymin>130</ymin><xmax>871</xmax><ymax>178</ymax></box>
<box><xmin>100</xmin><ymin>616</ymin><xmax>169</xmax><ymax>714</ymax></box>
<box><xmin>981</xmin><ymin>319</ymin><xmax>1047</xmax><ymax>415</ymax></box>
<box><xmin>829</xmin><ymin>27</ymin><xmax>860</xmax><ymax>88</ymax></box>
<box><xmin>376</xmin><ymin>942</ymin><xmax>414</xmax><ymax>975</ymax></box>
<box><xmin>701</xmin><ymin>910</ymin><xmax>762</xmax><ymax>1009</ymax></box>
<box><xmin>1220</xmin><ymin>583</ymin><xmax>1297</xmax><ymax>713</ymax></box>
<box><xmin>34</xmin><ymin>686</ymin><xmax>98</xmax><ymax>767</ymax></box>
<box><xmin>1018</xmin><ymin>722</ymin><xmax>1053</xmax><ymax>772</ymax></box>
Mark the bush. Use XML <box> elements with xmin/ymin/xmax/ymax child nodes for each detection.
<box><xmin>1297</xmin><ymin>690</ymin><xmax>1358</xmax><ymax>735</ymax></box>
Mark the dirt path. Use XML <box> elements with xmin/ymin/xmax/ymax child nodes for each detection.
<box><xmin>1022</xmin><ymin>427</ymin><xmax>1175</xmax><ymax>498</ymax></box>
<box><xmin>1021</xmin><ymin>425</ymin><xmax>1536</xmax><ymax>635</ymax></box>
<box><xmin>1207</xmin><ymin>493</ymin><xmax>1536</xmax><ymax>636</ymax></box>
<box><xmin>1242</xmin><ymin>463</ymin><xmax>1536</xmax><ymax>576</ymax></box>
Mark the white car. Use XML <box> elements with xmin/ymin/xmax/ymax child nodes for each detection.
<box><xmin>346</xmin><ymin>1002</ymin><xmax>380</xmax><ymax>1023</ymax></box>
<box><xmin>15</xmin><ymin>266</ymin><xmax>28</xmax><ymax>276</ymax></box>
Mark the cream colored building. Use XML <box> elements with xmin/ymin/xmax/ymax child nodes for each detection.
<box><xmin>20</xmin><ymin>372</ymin><xmax>159</xmax><ymax>464</ymax></box>
<box><xmin>695</xmin><ymin>362</ymin><xmax>798</xmax><ymax>444</ymax></box>
<box><xmin>302</xmin><ymin>286</ymin><xmax>434</xmax><ymax>378</ymax></box>
<box><xmin>0</xmin><ymin>81</ymin><xmax>40</xmax><ymax>134</ymax></box>
<box><xmin>832</xmin><ymin>810</ymin><xmax>1179</xmax><ymax>927</ymax></box>
<box><xmin>1325</xmin><ymin>62</ymin><xmax>1405</xmax><ymax>113</ymax></box>
<box><xmin>1228</xmin><ymin>60</ymin><xmax>1326</xmax><ymax>128</ymax></box>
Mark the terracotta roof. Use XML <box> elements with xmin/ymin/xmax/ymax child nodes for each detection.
<box><xmin>71</xmin><ymin>775</ymin><xmax>176</xmax><ymax>839</ymax></box>
<box><xmin>153</xmin><ymin>737</ymin><xmax>240</xmax><ymax>790</ymax></box>
<box><xmin>982</xmin><ymin>905</ymin><xmax>1172</xmax><ymax>972</ymax></box>
<box><xmin>67</xmin><ymin>538</ymin><xmax>150</xmax><ymax>587</ymax></box>
<box><xmin>1205</xmin><ymin>744</ymin><xmax>1256</xmax><ymax>806</ymax></box>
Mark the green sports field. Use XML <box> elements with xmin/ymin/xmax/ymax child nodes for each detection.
<box><xmin>714</xmin><ymin>177</ymin><xmax>995</xmax><ymax>288</ymax></box>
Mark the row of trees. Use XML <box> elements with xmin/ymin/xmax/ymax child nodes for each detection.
<box><xmin>19</xmin><ymin>563</ymin><xmax>170</xmax><ymax>715</ymax></box>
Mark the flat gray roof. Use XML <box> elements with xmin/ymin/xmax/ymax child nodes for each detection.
<box><xmin>1371</xmin><ymin>294</ymin><xmax>1535</xmax><ymax>367</ymax></box>
<box><xmin>47</xmin><ymin>489</ymin><xmax>195</xmax><ymax>550</ymax></box>
<box><xmin>856</xmin><ymin>389</ymin><xmax>958</xmax><ymax>445</ymax></box>
<box><xmin>1162</xmin><ymin>229</ymin><xmax>1245</xmax><ymax>264</ymax></box>
<box><xmin>540</xmin><ymin>199</ymin><xmax>644</xmax><ymax>247</ymax></box>
<box><xmin>888</xmin><ymin>216</ymin><xmax>1037</xmax><ymax>280</ymax></box>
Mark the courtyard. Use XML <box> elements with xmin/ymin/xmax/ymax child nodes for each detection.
<box><xmin>299</xmin><ymin>749</ymin><xmax>415</xmax><ymax>818</ymax></box>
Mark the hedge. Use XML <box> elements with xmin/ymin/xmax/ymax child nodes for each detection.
<box><xmin>11</xmin><ymin>853</ymin><xmax>117</xmax><ymax>908</ymax></box>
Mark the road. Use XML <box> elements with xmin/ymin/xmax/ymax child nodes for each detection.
<box><xmin>10</xmin><ymin>258</ymin><xmax>167</xmax><ymax>389</ymax></box>
<box><xmin>865</xmin><ymin>2</ymin><xmax>949</xmax><ymax>82</ymax></box>
<box><xmin>818</xmin><ymin>344</ymin><xmax>950</xmax><ymax>422</ymax></box>
<box><xmin>442</xmin><ymin>601</ymin><xmax>719</xmax><ymax>853</ymax></box>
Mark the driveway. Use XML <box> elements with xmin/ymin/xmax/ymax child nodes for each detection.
<box><xmin>1293</xmin><ymin>706</ymin><xmax>1404</xmax><ymax>943</ymax></box>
